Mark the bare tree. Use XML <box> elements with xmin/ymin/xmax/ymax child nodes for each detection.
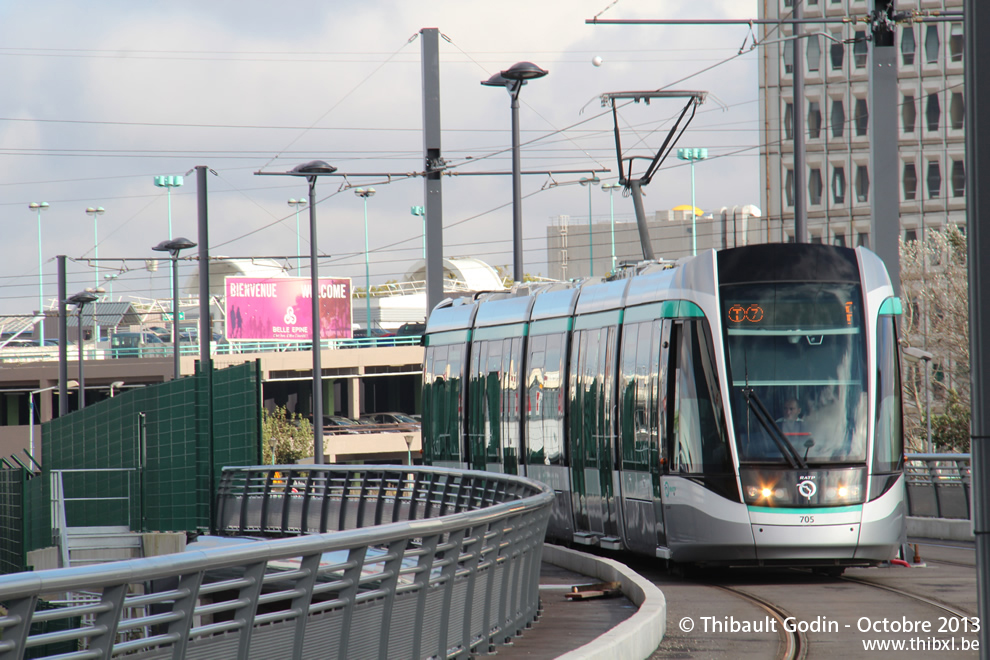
<box><xmin>899</xmin><ymin>226</ymin><xmax>970</xmax><ymax>452</ymax></box>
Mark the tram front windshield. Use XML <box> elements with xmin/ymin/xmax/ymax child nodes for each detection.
<box><xmin>721</xmin><ymin>282</ymin><xmax>868</xmax><ymax>465</ymax></box>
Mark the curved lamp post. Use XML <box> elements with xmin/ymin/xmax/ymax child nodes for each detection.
<box><xmin>29</xmin><ymin>202</ymin><xmax>49</xmax><ymax>341</ymax></box>
<box><xmin>152</xmin><ymin>237</ymin><xmax>197</xmax><ymax>380</ymax></box>
<box><xmin>579</xmin><ymin>177</ymin><xmax>600</xmax><ymax>275</ymax></box>
<box><xmin>482</xmin><ymin>61</ymin><xmax>549</xmax><ymax>283</ymax></box>
<box><xmin>602</xmin><ymin>183</ymin><xmax>621</xmax><ymax>270</ymax></box>
<box><xmin>66</xmin><ymin>290</ymin><xmax>98</xmax><ymax>409</ymax></box>
<box><xmin>288</xmin><ymin>198</ymin><xmax>308</xmax><ymax>274</ymax></box>
<box><xmin>355</xmin><ymin>188</ymin><xmax>377</xmax><ymax>336</ymax></box>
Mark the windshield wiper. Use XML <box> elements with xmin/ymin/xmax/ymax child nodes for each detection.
<box><xmin>741</xmin><ymin>387</ymin><xmax>807</xmax><ymax>469</ymax></box>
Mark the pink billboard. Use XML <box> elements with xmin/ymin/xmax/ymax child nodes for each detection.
<box><xmin>225</xmin><ymin>277</ymin><xmax>352</xmax><ymax>341</ymax></box>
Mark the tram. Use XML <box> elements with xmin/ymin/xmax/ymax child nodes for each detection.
<box><xmin>421</xmin><ymin>244</ymin><xmax>905</xmax><ymax>568</ymax></box>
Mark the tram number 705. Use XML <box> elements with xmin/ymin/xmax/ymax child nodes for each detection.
<box><xmin>799</xmin><ymin>515</ymin><xmax>815</xmax><ymax>524</ymax></box>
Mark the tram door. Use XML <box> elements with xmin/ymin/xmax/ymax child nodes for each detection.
<box><xmin>617</xmin><ymin>319</ymin><xmax>668</xmax><ymax>553</ymax></box>
<box><xmin>568</xmin><ymin>325</ymin><xmax>619</xmax><ymax>540</ymax></box>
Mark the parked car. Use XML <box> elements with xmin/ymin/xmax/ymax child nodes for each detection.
<box><xmin>395</xmin><ymin>322</ymin><xmax>426</xmax><ymax>337</ymax></box>
<box><xmin>110</xmin><ymin>332</ymin><xmax>168</xmax><ymax>358</ymax></box>
<box><xmin>308</xmin><ymin>415</ymin><xmax>369</xmax><ymax>434</ymax></box>
<box><xmin>359</xmin><ymin>412</ymin><xmax>421</xmax><ymax>427</ymax></box>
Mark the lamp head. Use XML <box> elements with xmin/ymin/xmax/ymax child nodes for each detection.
<box><xmin>67</xmin><ymin>291</ymin><xmax>98</xmax><ymax>306</ymax></box>
<box><xmin>85</xmin><ymin>207</ymin><xmax>106</xmax><ymax>216</ymax></box>
<box><xmin>29</xmin><ymin>202</ymin><xmax>50</xmax><ymax>211</ymax></box>
<box><xmin>355</xmin><ymin>187</ymin><xmax>377</xmax><ymax>199</ymax></box>
<box><xmin>291</xmin><ymin>160</ymin><xmax>337</xmax><ymax>175</ymax></box>
<box><xmin>579</xmin><ymin>176</ymin><xmax>601</xmax><ymax>187</ymax></box>
<box><xmin>152</xmin><ymin>237</ymin><xmax>197</xmax><ymax>254</ymax></box>
<box><xmin>501</xmin><ymin>61</ymin><xmax>548</xmax><ymax>81</ymax></box>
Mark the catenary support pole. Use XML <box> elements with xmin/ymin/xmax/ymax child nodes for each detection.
<box><xmin>421</xmin><ymin>28</ymin><xmax>444</xmax><ymax>315</ymax></box>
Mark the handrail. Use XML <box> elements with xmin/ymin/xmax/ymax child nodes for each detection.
<box><xmin>903</xmin><ymin>453</ymin><xmax>971</xmax><ymax>520</ymax></box>
<box><xmin>0</xmin><ymin>465</ymin><xmax>553</xmax><ymax>660</ymax></box>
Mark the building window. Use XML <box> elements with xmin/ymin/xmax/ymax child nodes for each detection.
<box><xmin>855</xmin><ymin>98</ymin><xmax>868</xmax><ymax>136</ymax></box>
<box><xmin>784</xmin><ymin>40</ymin><xmax>794</xmax><ymax>74</ymax></box>
<box><xmin>903</xmin><ymin>163</ymin><xmax>918</xmax><ymax>201</ymax></box>
<box><xmin>810</xmin><ymin>234</ymin><xmax>823</xmax><ymax>245</ymax></box>
<box><xmin>901</xmin><ymin>27</ymin><xmax>916</xmax><ymax>65</ymax></box>
<box><xmin>952</xmin><ymin>160</ymin><xmax>965</xmax><ymax>198</ymax></box>
<box><xmin>831</xmin><ymin>99</ymin><xmax>845</xmax><ymax>138</ymax></box>
<box><xmin>808</xmin><ymin>101</ymin><xmax>822</xmax><ymax>139</ymax></box>
<box><xmin>905</xmin><ymin>229</ymin><xmax>918</xmax><ymax>242</ymax></box>
<box><xmin>832</xmin><ymin>166</ymin><xmax>846</xmax><ymax>204</ymax></box>
<box><xmin>785</xmin><ymin>169</ymin><xmax>794</xmax><ymax>207</ymax></box>
<box><xmin>807</xmin><ymin>34</ymin><xmax>821</xmax><ymax>72</ymax></box>
<box><xmin>830</xmin><ymin>40</ymin><xmax>844</xmax><ymax>70</ymax></box>
<box><xmin>856</xmin><ymin>165</ymin><xmax>870</xmax><ymax>203</ymax></box>
<box><xmin>950</xmin><ymin>92</ymin><xmax>964</xmax><ymax>131</ymax></box>
<box><xmin>854</xmin><ymin>31</ymin><xmax>868</xmax><ymax>68</ymax></box>
<box><xmin>950</xmin><ymin>23</ymin><xmax>963</xmax><ymax>63</ymax></box>
<box><xmin>926</xmin><ymin>93</ymin><xmax>941</xmax><ymax>132</ymax></box>
<box><xmin>834</xmin><ymin>233</ymin><xmax>846</xmax><ymax>247</ymax></box>
<box><xmin>927</xmin><ymin>161</ymin><xmax>942</xmax><ymax>199</ymax></box>
<box><xmin>784</xmin><ymin>102</ymin><xmax>793</xmax><ymax>140</ymax></box>
<box><xmin>925</xmin><ymin>25</ymin><xmax>940</xmax><ymax>64</ymax></box>
<box><xmin>809</xmin><ymin>168</ymin><xmax>823</xmax><ymax>205</ymax></box>
<box><xmin>857</xmin><ymin>232</ymin><xmax>869</xmax><ymax>248</ymax></box>
<box><xmin>902</xmin><ymin>95</ymin><xmax>916</xmax><ymax>133</ymax></box>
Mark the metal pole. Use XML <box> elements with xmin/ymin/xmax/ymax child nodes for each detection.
<box><xmin>690</xmin><ymin>160</ymin><xmax>697</xmax><ymax>256</ymax></box>
<box><xmin>307</xmin><ymin>176</ymin><xmax>324</xmax><ymax>465</ymax></box>
<box><xmin>36</xmin><ymin>207</ymin><xmax>44</xmax><ymax>341</ymax></box>
<box><xmin>963</xmin><ymin>1</ymin><xmax>990</xmax><ymax>650</ymax></box>
<box><xmin>363</xmin><ymin>197</ymin><xmax>371</xmax><ymax>333</ymax></box>
<box><xmin>168</xmin><ymin>186</ymin><xmax>174</xmax><ymax>304</ymax></box>
<box><xmin>510</xmin><ymin>83</ymin><xmax>524</xmax><ymax>282</ymax></box>
<box><xmin>78</xmin><ymin>305</ymin><xmax>85</xmax><ymax>409</ymax></box>
<box><xmin>587</xmin><ymin>182</ymin><xmax>594</xmax><ymax>275</ymax></box>
<box><xmin>924</xmin><ymin>361</ymin><xmax>932</xmax><ymax>453</ymax></box>
<box><xmin>58</xmin><ymin>256</ymin><xmax>68</xmax><ymax>415</ymax></box>
<box><xmin>172</xmin><ymin>254</ymin><xmax>181</xmax><ymax>379</ymax></box>
<box><xmin>420</xmin><ymin>28</ymin><xmax>445</xmax><ymax>315</ymax></box>
<box><xmin>609</xmin><ymin>187</ymin><xmax>616</xmax><ymax>269</ymax></box>
<box><xmin>29</xmin><ymin>394</ymin><xmax>35</xmax><ymax>457</ymax></box>
<box><xmin>792</xmin><ymin>2</ymin><xmax>807</xmax><ymax>243</ymax></box>
<box><xmin>296</xmin><ymin>206</ymin><xmax>302</xmax><ymax>274</ymax></box>
<box><xmin>196</xmin><ymin>166</ymin><xmax>211</xmax><ymax>371</ymax></box>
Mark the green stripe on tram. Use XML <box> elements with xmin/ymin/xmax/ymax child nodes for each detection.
<box><xmin>747</xmin><ymin>504</ymin><xmax>862</xmax><ymax>515</ymax></box>
<box><xmin>424</xmin><ymin>329</ymin><xmax>470</xmax><ymax>346</ymax></box>
<box><xmin>879</xmin><ymin>297</ymin><xmax>902</xmax><ymax>316</ymax></box>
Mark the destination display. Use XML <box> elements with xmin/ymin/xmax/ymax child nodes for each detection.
<box><xmin>225</xmin><ymin>276</ymin><xmax>352</xmax><ymax>341</ymax></box>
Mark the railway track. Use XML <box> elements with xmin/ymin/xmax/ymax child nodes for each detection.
<box><xmin>710</xmin><ymin>584</ymin><xmax>806</xmax><ymax>660</ymax></box>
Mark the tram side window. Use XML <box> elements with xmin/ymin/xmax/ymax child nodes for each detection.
<box><xmin>874</xmin><ymin>316</ymin><xmax>903</xmax><ymax>473</ymax></box>
<box><xmin>671</xmin><ymin>321</ymin><xmax>732</xmax><ymax>474</ymax></box>
<box><xmin>620</xmin><ymin>323</ymin><xmax>640</xmax><ymax>469</ymax></box>
<box><xmin>526</xmin><ymin>335</ymin><xmax>547</xmax><ymax>462</ymax></box>
<box><xmin>501</xmin><ymin>336</ymin><xmax>523</xmax><ymax>470</ymax></box>
<box><xmin>543</xmin><ymin>333</ymin><xmax>566</xmax><ymax>465</ymax></box>
<box><xmin>485</xmin><ymin>340</ymin><xmax>503</xmax><ymax>463</ymax></box>
<box><xmin>620</xmin><ymin>321</ymin><xmax>661</xmax><ymax>472</ymax></box>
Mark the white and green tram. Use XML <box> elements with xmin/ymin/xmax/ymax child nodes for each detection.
<box><xmin>422</xmin><ymin>244</ymin><xmax>906</xmax><ymax>569</ymax></box>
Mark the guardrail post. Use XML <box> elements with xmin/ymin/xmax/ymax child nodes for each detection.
<box><xmin>0</xmin><ymin>594</ymin><xmax>37</xmax><ymax>660</ymax></box>
<box><xmin>434</xmin><ymin>528</ymin><xmax>467</xmax><ymax>659</ymax></box>
<box><xmin>336</xmin><ymin>545</ymin><xmax>368</xmax><ymax>658</ymax></box>
<box><xmin>166</xmin><ymin>571</ymin><xmax>205</xmax><ymax>660</ymax></box>
<box><xmin>89</xmin><ymin>583</ymin><xmax>127</xmax><ymax>658</ymax></box>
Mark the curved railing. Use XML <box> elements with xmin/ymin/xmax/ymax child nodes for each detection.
<box><xmin>0</xmin><ymin>466</ymin><xmax>553</xmax><ymax>660</ymax></box>
<box><xmin>904</xmin><ymin>453</ymin><xmax>971</xmax><ymax>519</ymax></box>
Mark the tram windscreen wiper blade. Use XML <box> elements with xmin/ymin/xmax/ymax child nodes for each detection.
<box><xmin>741</xmin><ymin>387</ymin><xmax>807</xmax><ymax>469</ymax></box>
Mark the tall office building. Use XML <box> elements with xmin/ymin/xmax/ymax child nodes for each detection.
<box><xmin>759</xmin><ymin>0</ymin><xmax>965</xmax><ymax>245</ymax></box>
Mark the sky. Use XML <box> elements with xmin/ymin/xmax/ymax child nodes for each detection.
<box><xmin>0</xmin><ymin>0</ymin><xmax>762</xmax><ymax>321</ymax></box>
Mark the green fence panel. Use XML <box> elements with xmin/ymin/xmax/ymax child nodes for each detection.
<box><xmin>29</xmin><ymin>360</ymin><xmax>262</xmax><ymax>555</ymax></box>
<box><xmin>0</xmin><ymin>468</ymin><xmax>26</xmax><ymax>575</ymax></box>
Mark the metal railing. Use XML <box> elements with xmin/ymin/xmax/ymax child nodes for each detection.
<box><xmin>904</xmin><ymin>453</ymin><xmax>971</xmax><ymax>520</ymax></box>
<box><xmin>0</xmin><ymin>466</ymin><xmax>553</xmax><ymax>660</ymax></box>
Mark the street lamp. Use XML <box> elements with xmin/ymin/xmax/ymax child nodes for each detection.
<box><xmin>29</xmin><ymin>380</ymin><xmax>77</xmax><ymax>459</ymax></box>
<box><xmin>602</xmin><ymin>183</ymin><xmax>621</xmax><ymax>270</ymax></box>
<box><xmin>255</xmin><ymin>160</ymin><xmax>339</xmax><ymax>464</ymax></box>
<box><xmin>86</xmin><ymin>206</ymin><xmax>105</xmax><ymax>345</ymax></box>
<box><xmin>410</xmin><ymin>206</ymin><xmax>426</xmax><ymax>259</ymax></box>
<box><xmin>152</xmin><ymin>237</ymin><xmax>197</xmax><ymax>380</ymax></box>
<box><xmin>67</xmin><ymin>290</ymin><xmax>98</xmax><ymax>409</ymax></box>
<box><xmin>109</xmin><ymin>380</ymin><xmax>125</xmax><ymax>397</ymax></box>
<box><xmin>903</xmin><ymin>346</ymin><xmax>935</xmax><ymax>453</ymax></box>
<box><xmin>288</xmin><ymin>198</ymin><xmax>308</xmax><ymax>274</ymax></box>
<box><xmin>676</xmin><ymin>148</ymin><xmax>708</xmax><ymax>256</ymax></box>
<box><xmin>580</xmin><ymin>177</ymin><xmax>600</xmax><ymax>276</ymax></box>
<box><xmin>29</xmin><ymin>202</ymin><xmax>49</xmax><ymax>341</ymax></box>
<box><xmin>355</xmin><ymin>188</ymin><xmax>377</xmax><ymax>335</ymax></box>
<box><xmin>154</xmin><ymin>175</ymin><xmax>184</xmax><ymax>300</ymax></box>
<box><xmin>482</xmin><ymin>61</ymin><xmax>549</xmax><ymax>283</ymax></box>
